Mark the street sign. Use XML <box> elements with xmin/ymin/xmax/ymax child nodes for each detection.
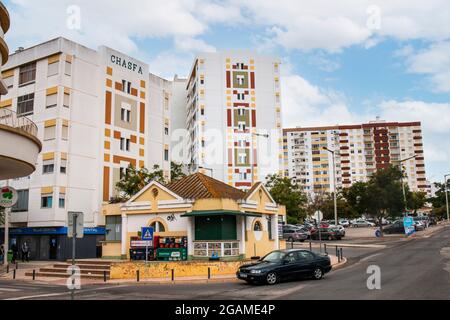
<box><xmin>403</xmin><ymin>216</ymin><xmax>415</xmax><ymax>236</ymax></box>
<box><xmin>0</xmin><ymin>186</ymin><xmax>18</xmax><ymax>208</ymax></box>
<box><xmin>314</xmin><ymin>210</ymin><xmax>323</xmax><ymax>222</ymax></box>
<box><xmin>68</xmin><ymin>212</ymin><xmax>84</xmax><ymax>238</ymax></box>
<box><xmin>141</xmin><ymin>227</ymin><xmax>154</xmax><ymax>241</ymax></box>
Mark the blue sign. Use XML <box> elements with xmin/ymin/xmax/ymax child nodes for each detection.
<box><xmin>375</xmin><ymin>229</ymin><xmax>382</xmax><ymax>238</ymax></box>
<box><xmin>403</xmin><ymin>217</ymin><xmax>415</xmax><ymax>236</ymax></box>
<box><xmin>0</xmin><ymin>227</ymin><xmax>106</xmax><ymax>236</ymax></box>
<box><xmin>141</xmin><ymin>227</ymin><xmax>154</xmax><ymax>241</ymax></box>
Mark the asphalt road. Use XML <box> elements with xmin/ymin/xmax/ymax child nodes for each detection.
<box><xmin>1</xmin><ymin>226</ymin><xmax>449</xmax><ymax>300</ymax></box>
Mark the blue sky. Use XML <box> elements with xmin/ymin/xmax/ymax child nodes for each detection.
<box><xmin>3</xmin><ymin>0</ymin><xmax>450</xmax><ymax>183</ymax></box>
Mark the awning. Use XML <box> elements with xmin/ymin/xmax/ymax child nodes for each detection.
<box><xmin>181</xmin><ymin>210</ymin><xmax>262</xmax><ymax>218</ymax></box>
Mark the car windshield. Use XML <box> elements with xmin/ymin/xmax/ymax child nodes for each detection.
<box><xmin>262</xmin><ymin>251</ymin><xmax>286</xmax><ymax>262</ymax></box>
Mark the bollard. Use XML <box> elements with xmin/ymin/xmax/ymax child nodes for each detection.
<box><xmin>291</xmin><ymin>239</ymin><xmax>294</xmax><ymax>249</ymax></box>
<box><xmin>13</xmin><ymin>269</ymin><xmax>16</xmax><ymax>279</ymax></box>
<box><xmin>103</xmin><ymin>270</ymin><xmax>107</xmax><ymax>282</ymax></box>
<box><xmin>6</xmin><ymin>264</ymin><xmax>9</xmax><ymax>273</ymax></box>
<box><xmin>208</xmin><ymin>267</ymin><xmax>211</xmax><ymax>280</ymax></box>
<box><xmin>171</xmin><ymin>269</ymin><xmax>174</xmax><ymax>282</ymax></box>
<box><xmin>309</xmin><ymin>241</ymin><xmax>312</xmax><ymax>252</ymax></box>
<box><xmin>337</xmin><ymin>248</ymin><xmax>341</xmax><ymax>263</ymax></box>
<box><xmin>32</xmin><ymin>269</ymin><xmax>35</xmax><ymax>280</ymax></box>
<box><xmin>340</xmin><ymin>248</ymin><xmax>343</xmax><ymax>260</ymax></box>
<box><xmin>137</xmin><ymin>270</ymin><xmax>140</xmax><ymax>282</ymax></box>
<box><xmin>324</xmin><ymin>243</ymin><xmax>327</xmax><ymax>254</ymax></box>
<box><xmin>335</xmin><ymin>245</ymin><xmax>338</xmax><ymax>257</ymax></box>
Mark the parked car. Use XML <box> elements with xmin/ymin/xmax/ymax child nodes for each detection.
<box><xmin>339</xmin><ymin>219</ymin><xmax>350</xmax><ymax>228</ymax></box>
<box><xmin>383</xmin><ymin>220</ymin><xmax>405</xmax><ymax>234</ymax></box>
<box><xmin>351</xmin><ymin>219</ymin><xmax>375</xmax><ymax>228</ymax></box>
<box><xmin>414</xmin><ymin>221</ymin><xmax>425</xmax><ymax>231</ymax></box>
<box><xmin>294</xmin><ymin>225</ymin><xmax>312</xmax><ymax>237</ymax></box>
<box><xmin>283</xmin><ymin>228</ymin><xmax>308</xmax><ymax>242</ymax></box>
<box><xmin>328</xmin><ymin>225</ymin><xmax>345</xmax><ymax>237</ymax></box>
<box><xmin>236</xmin><ymin>249</ymin><xmax>332</xmax><ymax>285</ymax></box>
<box><xmin>310</xmin><ymin>227</ymin><xmax>342</xmax><ymax>240</ymax></box>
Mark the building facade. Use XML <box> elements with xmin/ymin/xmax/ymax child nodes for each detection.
<box><xmin>175</xmin><ymin>51</ymin><xmax>283</xmax><ymax>190</ymax></box>
<box><xmin>101</xmin><ymin>173</ymin><xmax>286</xmax><ymax>260</ymax></box>
<box><xmin>0</xmin><ymin>37</ymin><xmax>170</xmax><ymax>260</ymax></box>
<box><xmin>283</xmin><ymin>119</ymin><xmax>428</xmax><ymax>198</ymax></box>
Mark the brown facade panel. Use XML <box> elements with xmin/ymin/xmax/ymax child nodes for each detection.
<box><xmin>113</xmin><ymin>155</ymin><xmax>136</xmax><ymax>167</ymax></box>
<box><xmin>105</xmin><ymin>91</ymin><xmax>112</xmax><ymax>125</ymax></box>
<box><xmin>103</xmin><ymin>166</ymin><xmax>110</xmax><ymax>201</ymax></box>
<box><xmin>139</xmin><ymin>102</ymin><xmax>145</xmax><ymax>134</ymax></box>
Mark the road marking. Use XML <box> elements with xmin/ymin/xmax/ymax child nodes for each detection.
<box><xmin>0</xmin><ymin>288</ymin><xmax>21</xmax><ymax>292</ymax></box>
<box><xmin>5</xmin><ymin>285</ymin><xmax>128</xmax><ymax>300</ymax></box>
<box><xmin>359</xmin><ymin>253</ymin><xmax>384</xmax><ymax>262</ymax></box>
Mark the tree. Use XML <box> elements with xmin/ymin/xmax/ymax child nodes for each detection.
<box><xmin>115</xmin><ymin>164</ymin><xmax>165</xmax><ymax>200</ymax></box>
<box><xmin>318</xmin><ymin>192</ymin><xmax>359</xmax><ymax>221</ymax></box>
<box><xmin>342</xmin><ymin>181</ymin><xmax>371</xmax><ymax>217</ymax></box>
<box><xmin>265</xmin><ymin>174</ymin><xmax>308</xmax><ymax>224</ymax></box>
<box><xmin>170</xmin><ymin>161</ymin><xmax>186</xmax><ymax>182</ymax></box>
<box><xmin>406</xmin><ymin>189</ymin><xmax>427</xmax><ymax>214</ymax></box>
<box><xmin>429</xmin><ymin>180</ymin><xmax>450</xmax><ymax>220</ymax></box>
<box><xmin>365</xmin><ymin>165</ymin><xmax>405</xmax><ymax>235</ymax></box>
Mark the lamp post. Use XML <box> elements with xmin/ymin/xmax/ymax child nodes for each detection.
<box><xmin>322</xmin><ymin>147</ymin><xmax>338</xmax><ymax>226</ymax></box>
<box><xmin>444</xmin><ymin>174</ymin><xmax>450</xmax><ymax>222</ymax></box>
<box><xmin>198</xmin><ymin>166</ymin><xmax>213</xmax><ymax>178</ymax></box>
<box><xmin>392</xmin><ymin>155</ymin><xmax>416</xmax><ymax>215</ymax></box>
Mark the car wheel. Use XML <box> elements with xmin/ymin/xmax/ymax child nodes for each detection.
<box><xmin>312</xmin><ymin>267</ymin><xmax>323</xmax><ymax>280</ymax></box>
<box><xmin>266</xmin><ymin>272</ymin><xmax>278</xmax><ymax>285</ymax></box>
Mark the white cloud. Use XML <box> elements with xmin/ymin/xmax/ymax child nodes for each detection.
<box><xmin>405</xmin><ymin>42</ymin><xmax>450</xmax><ymax>92</ymax></box>
<box><xmin>174</xmin><ymin>37</ymin><xmax>216</xmax><ymax>53</ymax></box>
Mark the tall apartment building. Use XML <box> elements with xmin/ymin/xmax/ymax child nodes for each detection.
<box><xmin>175</xmin><ymin>51</ymin><xmax>283</xmax><ymax>190</ymax></box>
<box><xmin>283</xmin><ymin>119</ymin><xmax>428</xmax><ymax>198</ymax></box>
<box><xmin>0</xmin><ymin>37</ymin><xmax>170</xmax><ymax>260</ymax></box>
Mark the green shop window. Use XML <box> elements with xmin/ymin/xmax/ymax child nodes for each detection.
<box><xmin>195</xmin><ymin>216</ymin><xmax>237</xmax><ymax>241</ymax></box>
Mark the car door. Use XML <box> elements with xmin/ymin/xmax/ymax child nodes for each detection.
<box><xmin>293</xmin><ymin>251</ymin><xmax>316</xmax><ymax>278</ymax></box>
<box><xmin>277</xmin><ymin>252</ymin><xmax>298</xmax><ymax>280</ymax></box>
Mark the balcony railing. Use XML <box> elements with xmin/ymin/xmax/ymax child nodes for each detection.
<box><xmin>0</xmin><ymin>108</ymin><xmax>38</xmax><ymax>138</ymax></box>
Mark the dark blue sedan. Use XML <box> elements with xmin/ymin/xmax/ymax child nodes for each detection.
<box><xmin>237</xmin><ymin>249</ymin><xmax>332</xmax><ymax>285</ymax></box>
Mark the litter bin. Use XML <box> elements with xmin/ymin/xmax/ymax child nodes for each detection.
<box><xmin>7</xmin><ymin>250</ymin><xmax>13</xmax><ymax>263</ymax></box>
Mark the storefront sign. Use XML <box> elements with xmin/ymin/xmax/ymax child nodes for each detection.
<box><xmin>5</xmin><ymin>227</ymin><xmax>105</xmax><ymax>235</ymax></box>
<box><xmin>131</xmin><ymin>240</ymin><xmax>153</xmax><ymax>247</ymax></box>
<box><xmin>0</xmin><ymin>186</ymin><xmax>18</xmax><ymax>208</ymax></box>
<box><xmin>110</xmin><ymin>55</ymin><xmax>143</xmax><ymax>74</ymax></box>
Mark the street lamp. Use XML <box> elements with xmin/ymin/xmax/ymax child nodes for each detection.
<box><xmin>322</xmin><ymin>147</ymin><xmax>338</xmax><ymax>226</ymax></box>
<box><xmin>444</xmin><ymin>174</ymin><xmax>450</xmax><ymax>222</ymax></box>
<box><xmin>198</xmin><ymin>166</ymin><xmax>213</xmax><ymax>178</ymax></box>
<box><xmin>392</xmin><ymin>155</ymin><xmax>416</xmax><ymax>215</ymax></box>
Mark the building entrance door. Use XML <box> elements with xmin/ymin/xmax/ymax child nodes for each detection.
<box><xmin>49</xmin><ymin>236</ymin><xmax>58</xmax><ymax>260</ymax></box>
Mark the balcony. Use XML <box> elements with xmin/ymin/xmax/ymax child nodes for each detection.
<box><xmin>0</xmin><ymin>108</ymin><xmax>42</xmax><ymax>179</ymax></box>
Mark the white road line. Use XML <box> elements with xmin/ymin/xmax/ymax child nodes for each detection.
<box><xmin>5</xmin><ymin>285</ymin><xmax>128</xmax><ymax>300</ymax></box>
<box><xmin>359</xmin><ymin>252</ymin><xmax>384</xmax><ymax>262</ymax></box>
<box><xmin>0</xmin><ymin>288</ymin><xmax>21</xmax><ymax>292</ymax></box>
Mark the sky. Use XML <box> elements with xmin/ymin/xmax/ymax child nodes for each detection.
<box><xmin>3</xmin><ymin>0</ymin><xmax>450</xmax><ymax>183</ymax></box>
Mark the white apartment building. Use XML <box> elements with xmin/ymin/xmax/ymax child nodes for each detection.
<box><xmin>175</xmin><ymin>51</ymin><xmax>283</xmax><ymax>190</ymax></box>
<box><xmin>0</xmin><ymin>37</ymin><xmax>170</xmax><ymax>260</ymax></box>
<box><xmin>283</xmin><ymin>119</ymin><xmax>428</xmax><ymax>198</ymax></box>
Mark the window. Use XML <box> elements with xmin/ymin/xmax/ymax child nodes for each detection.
<box><xmin>19</xmin><ymin>62</ymin><xmax>36</xmax><ymax>85</ymax></box>
<box><xmin>62</xmin><ymin>124</ymin><xmax>69</xmax><ymax>140</ymax></box>
<box><xmin>105</xmin><ymin>216</ymin><xmax>122</xmax><ymax>241</ymax></box>
<box><xmin>12</xmin><ymin>189</ymin><xmax>29</xmax><ymax>212</ymax></box>
<box><xmin>122</xmin><ymin>80</ymin><xmax>131</xmax><ymax>94</ymax></box>
<box><xmin>41</xmin><ymin>194</ymin><xmax>53</xmax><ymax>208</ymax></box>
<box><xmin>46</xmin><ymin>94</ymin><xmax>57</xmax><ymax>108</ymax></box>
<box><xmin>150</xmin><ymin>221</ymin><xmax>165</xmax><ymax>232</ymax></box>
<box><xmin>48</xmin><ymin>61</ymin><xmax>59</xmax><ymax>77</ymax></box>
<box><xmin>58</xmin><ymin>193</ymin><xmax>65</xmax><ymax>208</ymax></box>
<box><xmin>17</xmin><ymin>93</ymin><xmax>35</xmax><ymax>116</ymax></box>
<box><xmin>42</xmin><ymin>160</ymin><xmax>55</xmax><ymax>174</ymax></box>
<box><xmin>4</xmin><ymin>76</ymin><xmax>13</xmax><ymax>89</ymax></box>
<box><xmin>120</xmin><ymin>138</ymin><xmax>130</xmax><ymax>151</ymax></box>
<box><xmin>253</xmin><ymin>221</ymin><xmax>262</xmax><ymax>231</ymax></box>
<box><xmin>60</xmin><ymin>159</ymin><xmax>67</xmax><ymax>174</ymax></box>
<box><xmin>44</xmin><ymin>125</ymin><xmax>56</xmax><ymax>140</ymax></box>
<box><xmin>164</xmin><ymin>149</ymin><xmax>169</xmax><ymax>161</ymax></box>
<box><xmin>164</xmin><ymin>127</ymin><xmax>169</xmax><ymax>135</ymax></box>
<box><xmin>63</xmin><ymin>93</ymin><xmax>70</xmax><ymax>108</ymax></box>
<box><xmin>120</xmin><ymin>105</ymin><xmax>131</xmax><ymax>122</ymax></box>
<box><xmin>267</xmin><ymin>216</ymin><xmax>273</xmax><ymax>240</ymax></box>
<box><xmin>64</xmin><ymin>61</ymin><xmax>72</xmax><ymax>76</ymax></box>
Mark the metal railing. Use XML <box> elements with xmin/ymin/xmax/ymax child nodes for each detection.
<box><xmin>0</xmin><ymin>108</ymin><xmax>38</xmax><ymax>138</ymax></box>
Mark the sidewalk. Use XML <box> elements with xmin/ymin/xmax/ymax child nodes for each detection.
<box><xmin>0</xmin><ymin>254</ymin><xmax>346</xmax><ymax>286</ymax></box>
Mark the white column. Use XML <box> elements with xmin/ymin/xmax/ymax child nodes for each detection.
<box><xmin>121</xmin><ymin>214</ymin><xmax>128</xmax><ymax>259</ymax></box>
<box><xmin>274</xmin><ymin>215</ymin><xmax>279</xmax><ymax>250</ymax></box>
<box><xmin>240</xmin><ymin>216</ymin><xmax>246</xmax><ymax>256</ymax></box>
<box><xmin>186</xmin><ymin>217</ymin><xmax>193</xmax><ymax>257</ymax></box>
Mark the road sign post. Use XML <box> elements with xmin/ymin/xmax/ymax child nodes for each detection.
<box><xmin>1</xmin><ymin>185</ymin><xmax>18</xmax><ymax>266</ymax></box>
<box><xmin>141</xmin><ymin>227</ymin><xmax>154</xmax><ymax>264</ymax></box>
<box><xmin>68</xmin><ymin>211</ymin><xmax>84</xmax><ymax>300</ymax></box>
